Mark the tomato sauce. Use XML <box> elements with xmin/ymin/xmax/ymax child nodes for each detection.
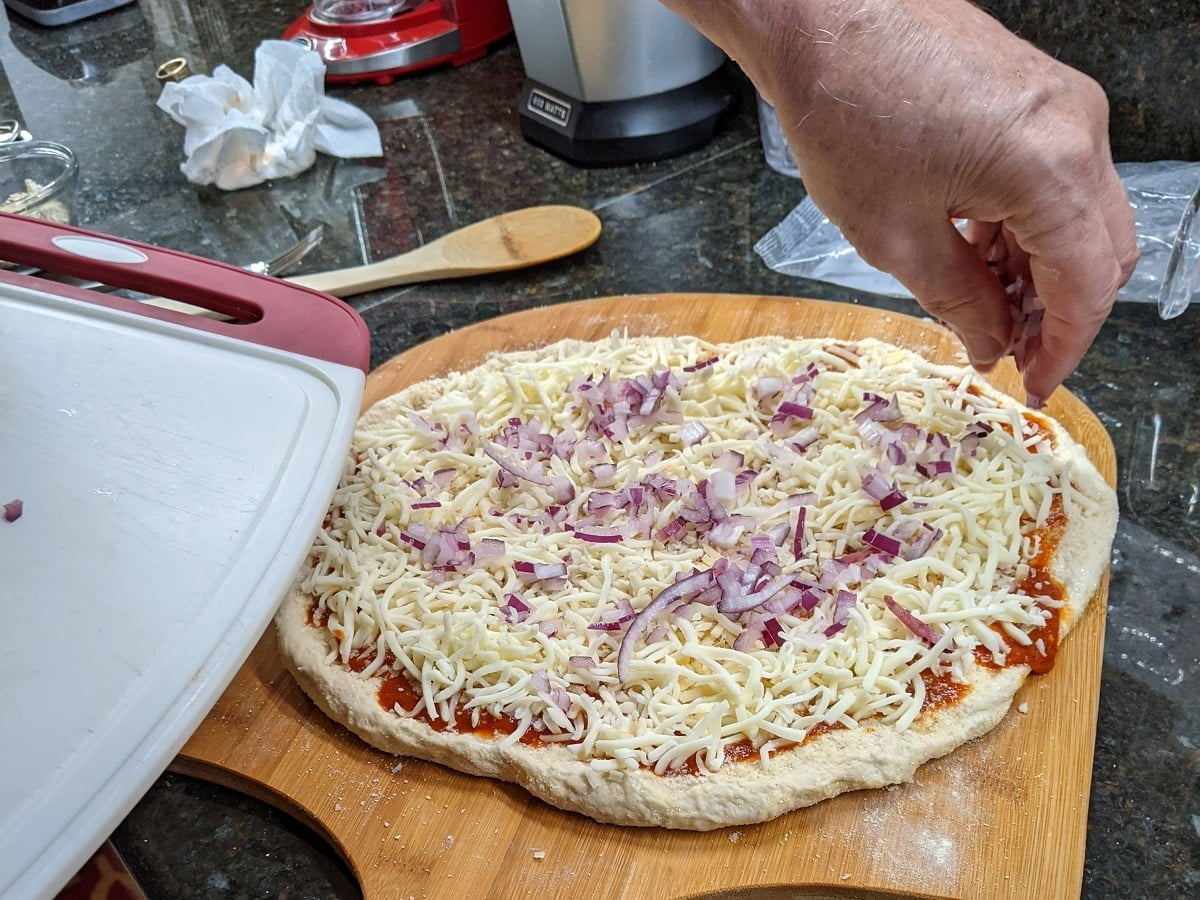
<box><xmin>376</xmin><ymin>669</ymin><xmax>543</xmax><ymax>746</ymax></box>
<box><xmin>975</xmin><ymin>497</ymin><xmax>1066</xmax><ymax>676</ymax></box>
<box><xmin>920</xmin><ymin>669</ymin><xmax>970</xmax><ymax>711</ymax></box>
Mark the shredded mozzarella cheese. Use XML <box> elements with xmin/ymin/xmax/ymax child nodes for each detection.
<box><xmin>301</xmin><ymin>335</ymin><xmax>1078</xmax><ymax>773</ymax></box>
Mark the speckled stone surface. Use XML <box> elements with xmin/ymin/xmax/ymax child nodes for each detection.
<box><xmin>2</xmin><ymin>0</ymin><xmax>1198</xmax><ymax>897</ymax></box>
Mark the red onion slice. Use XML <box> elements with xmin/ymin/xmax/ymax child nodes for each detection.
<box><xmin>569</xmin><ymin>655</ymin><xmax>596</xmax><ymax>669</ymax></box>
<box><xmin>483</xmin><ymin>442</ymin><xmax>553</xmax><ymax>487</ymax></box>
<box><xmin>683</xmin><ymin>355</ymin><xmax>719</xmax><ymax>372</ymax></box>
<box><xmin>411</xmin><ymin>500</ymin><xmax>442</xmax><ymax>510</ymax></box>
<box><xmin>717</xmin><ymin>573</ymin><xmax>793</xmax><ymax>615</ymax></box>
<box><xmin>575</xmin><ymin>529</ymin><xmax>622</xmax><ymax>544</ymax></box>
<box><xmin>618</xmin><ymin>569</ymin><xmax>715</xmax><ymax>681</ymax></box>
<box><xmin>883</xmin><ymin>595</ymin><xmax>941</xmax><ymax>645</ymax></box>
<box><xmin>531</xmin><ymin>670</ymin><xmax>551</xmax><ymax>693</ymax></box>
<box><xmin>679</xmin><ymin>422</ymin><xmax>709</xmax><ymax>446</ymax></box>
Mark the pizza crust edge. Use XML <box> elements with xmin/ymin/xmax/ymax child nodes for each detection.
<box><xmin>276</xmin><ymin>336</ymin><xmax>1117</xmax><ymax>831</ymax></box>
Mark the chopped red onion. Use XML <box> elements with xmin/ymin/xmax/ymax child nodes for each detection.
<box><xmin>514</xmin><ymin>560</ymin><xmax>569</xmax><ymax>581</ymax></box>
<box><xmin>777</xmin><ymin>401</ymin><xmax>814</xmax><ymax>420</ymax></box>
<box><xmin>679</xmin><ymin>422</ymin><xmax>709</xmax><ymax>446</ymax></box>
<box><xmin>861</xmin><ymin>469</ymin><xmax>907</xmax><ymax>511</ymax></box>
<box><xmin>411</xmin><ymin>500</ymin><xmax>442</xmax><ymax>510</ymax></box>
<box><xmin>763</xmin><ymin>618</ymin><xmax>785</xmax><ymax>647</ymax></box>
<box><xmin>862</xmin><ymin>528</ymin><xmax>902</xmax><ymax>557</ymax></box>
<box><xmin>709</xmin><ymin>469</ymin><xmax>736</xmax><ymax>503</ymax></box>
<box><xmin>375</xmin><ymin>521</ymin><xmax>387</xmax><ymax>537</ymax></box>
<box><xmin>656</xmin><ymin>516</ymin><xmax>687</xmax><ymax>543</ymax></box>
<box><xmin>4</xmin><ymin>499</ymin><xmax>23</xmax><ymax>523</ymax></box>
<box><xmin>618</xmin><ymin>569</ymin><xmax>715</xmax><ymax>681</ymax></box>
<box><xmin>824</xmin><ymin>589</ymin><xmax>857</xmax><ymax>637</ymax></box>
<box><xmin>749</xmin><ymin>534</ymin><xmax>775</xmax><ymax>554</ymax></box>
<box><xmin>569</xmin><ymin>655</ymin><xmax>596</xmax><ymax>669</ymax></box>
<box><xmin>531</xmin><ymin>670</ymin><xmax>551</xmax><ymax>693</ymax></box>
<box><xmin>646</xmin><ymin>625</ymin><xmax>668</xmax><ymax>644</ymax></box>
<box><xmin>792</xmin><ymin>425</ymin><xmax>821</xmax><ymax>451</ymax></box>
<box><xmin>709</xmin><ymin>521</ymin><xmax>745</xmax><ymax>549</ymax></box>
<box><xmin>538</xmin><ymin>619</ymin><xmax>561</xmax><ymax>637</ymax></box>
<box><xmin>587</xmin><ymin>620</ymin><xmax>624</xmax><ymax>632</ymax></box>
<box><xmin>591</xmin><ymin>463</ymin><xmax>618</xmax><ymax>487</ymax></box>
<box><xmin>432</xmin><ymin>468</ymin><xmax>456</xmax><ymax>488</ymax></box>
<box><xmin>502</xmin><ymin>594</ymin><xmax>531</xmax><ymax>623</ymax></box>
<box><xmin>406</xmin><ymin>411</ymin><xmax>437</xmax><ymax>435</ymax></box>
<box><xmin>793</xmin><ymin>507</ymin><xmax>806</xmax><ymax>558</ymax></box>
<box><xmin>902</xmin><ymin>524</ymin><xmax>944</xmax><ymax>560</ymax></box>
<box><xmin>683</xmin><ymin>355</ymin><xmax>719</xmax><ymax>372</ymax></box>
<box><xmin>767</xmin><ymin>521</ymin><xmax>791</xmax><ymax>547</ymax></box>
<box><xmin>793</xmin><ymin>362</ymin><xmax>821</xmax><ymax>384</ymax></box>
<box><xmin>855</xmin><ymin>394</ymin><xmax>902</xmax><ymax>424</ymax></box>
<box><xmin>715</xmin><ymin>450</ymin><xmax>745</xmax><ymax>472</ymax></box>
<box><xmin>398</xmin><ymin>531</ymin><xmax>426</xmax><ymax>550</ymax></box>
<box><xmin>754</xmin><ymin>376</ymin><xmax>786</xmax><ymax>399</ymax></box>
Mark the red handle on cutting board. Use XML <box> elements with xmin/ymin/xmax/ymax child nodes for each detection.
<box><xmin>0</xmin><ymin>213</ymin><xmax>370</xmax><ymax>372</ymax></box>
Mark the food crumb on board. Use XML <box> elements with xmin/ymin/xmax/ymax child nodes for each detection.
<box><xmin>728</xmin><ymin>831</ymin><xmax>742</xmax><ymax>843</ymax></box>
<box><xmin>442</xmin><ymin>835</ymin><xmax>455</xmax><ymax>850</ymax></box>
<box><xmin>425</xmin><ymin>795</ymin><xmax>432</xmax><ymax>801</ymax></box>
<box><xmin>383</xmin><ymin>821</ymin><xmax>391</xmax><ymax>828</ymax></box>
<box><xmin>841</xmin><ymin>874</ymin><xmax>851</xmax><ymax>881</ymax></box>
<box><xmin>1018</xmin><ymin>702</ymin><xmax>1030</xmax><ymax>714</ymax></box>
<box><xmin>391</xmin><ymin>761</ymin><xmax>405</xmax><ymax>773</ymax></box>
<box><xmin>334</xmin><ymin>803</ymin><xmax>343</xmax><ymax>811</ymax></box>
<box><xmin>532</xmin><ymin>850</ymin><xmax>546</xmax><ymax>860</ymax></box>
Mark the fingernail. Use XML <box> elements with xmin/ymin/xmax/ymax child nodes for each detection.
<box><xmin>962</xmin><ymin>332</ymin><xmax>1006</xmax><ymax>370</ymax></box>
<box><xmin>1026</xmin><ymin>391</ymin><xmax>1045</xmax><ymax>409</ymax></box>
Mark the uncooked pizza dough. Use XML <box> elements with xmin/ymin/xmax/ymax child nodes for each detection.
<box><xmin>277</xmin><ymin>334</ymin><xmax>1116</xmax><ymax>830</ymax></box>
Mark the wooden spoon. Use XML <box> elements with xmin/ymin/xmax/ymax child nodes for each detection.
<box><xmin>287</xmin><ymin>205</ymin><xmax>601</xmax><ymax>298</ymax></box>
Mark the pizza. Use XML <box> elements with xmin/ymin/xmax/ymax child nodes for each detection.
<box><xmin>276</xmin><ymin>333</ymin><xmax>1116</xmax><ymax>830</ymax></box>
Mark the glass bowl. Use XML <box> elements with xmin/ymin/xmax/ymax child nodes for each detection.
<box><xmin>0</xmin><ymin>141</ymin><xmax>79</xmax><ymax>225</ymax></box>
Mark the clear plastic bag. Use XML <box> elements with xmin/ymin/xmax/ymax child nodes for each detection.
<box><xmin>755</xmin><ymin>161</ymin><xmax>1200</xmax><ymax>317</ymax></box>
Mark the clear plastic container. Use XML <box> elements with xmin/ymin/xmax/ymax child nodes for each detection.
<box><xmin>1159</xmin><ymin>178</ymin><xmax>1200</xmax><ymax>319</ymax></box>
<box><xmin>0</xmin><ymin>141</ymin><xmax>78</xmax><ymax>225</ymax></box>
<box><xmin>756</xmin><ymin>93</ymin><xmax>801</xmax><ymax>179</ymax></box>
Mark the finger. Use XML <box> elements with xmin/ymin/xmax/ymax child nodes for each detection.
<box><xmin>965</xmin><ymin>219</ymin><xmax>1001</xmax><ymax>256</ymax></box>
<box><xmin>1014</xmin><ymin>213</ymin><xmax>1122</xmax><ymax>403</ymax></box>
<box><xmin>1098</xmin><ymin>165</ymin><xmax>1139</xmax><ymax>287</ymax></box>
<box><xmin>880</xmin><ymin>219</ymin><xmax>1012</xmax><ymax>369</ymax></box>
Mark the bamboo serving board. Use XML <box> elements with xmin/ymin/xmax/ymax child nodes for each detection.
<box><xmin>177</xmin><ymin>294</ymin><xmax>1115</xmax><ymax>900</ymax></box>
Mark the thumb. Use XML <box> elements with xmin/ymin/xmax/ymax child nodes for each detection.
<box><xmin>876</xmin><ymin>219</ymin><xmax>1013</xmax><ymax>369</ymax></box>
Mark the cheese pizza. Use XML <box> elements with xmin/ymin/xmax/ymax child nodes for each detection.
<box><xmin>276</xmin><ymin>334</ymin><xmax>1116</xmax><ymax>830</ymax></box>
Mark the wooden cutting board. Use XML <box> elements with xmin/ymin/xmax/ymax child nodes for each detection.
<box><xmin>176</xmin><ymin>294</ymin><xmax>1115</xmax><ymax>900</ymax></box>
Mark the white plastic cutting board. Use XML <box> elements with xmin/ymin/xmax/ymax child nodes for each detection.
<box><xmin>0</xmin><ymin>282</ymin><xmax>364</xmax><ymax>898</ymax></box>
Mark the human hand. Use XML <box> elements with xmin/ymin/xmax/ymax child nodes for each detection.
<box><xmin>665</xmin><ymin>0</ymin><xmax>1137</xmax><ymax>405</ymax></box>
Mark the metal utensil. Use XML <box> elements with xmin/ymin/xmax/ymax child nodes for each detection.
<box><xmin>18</xmin><ymin>226</ymin><xmax>324</xmax><ymax>293</ymax></box>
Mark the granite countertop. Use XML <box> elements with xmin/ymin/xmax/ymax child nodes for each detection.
<box><xmin>2</xmin><ymin>1</ymin><xmax>1197</xmax><ymax>897</ymax></box>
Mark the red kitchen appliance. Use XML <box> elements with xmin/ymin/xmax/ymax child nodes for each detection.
<box><xmin>283</xmin><ymin>0</ymin><xmax>513</xmax><ymax>85</ymax></box>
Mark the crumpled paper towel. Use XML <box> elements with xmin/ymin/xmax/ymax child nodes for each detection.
<box><xmin>157</xmin><ymin>40</ymin><xmax>383</xmax><ymax>190</ymax></box>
